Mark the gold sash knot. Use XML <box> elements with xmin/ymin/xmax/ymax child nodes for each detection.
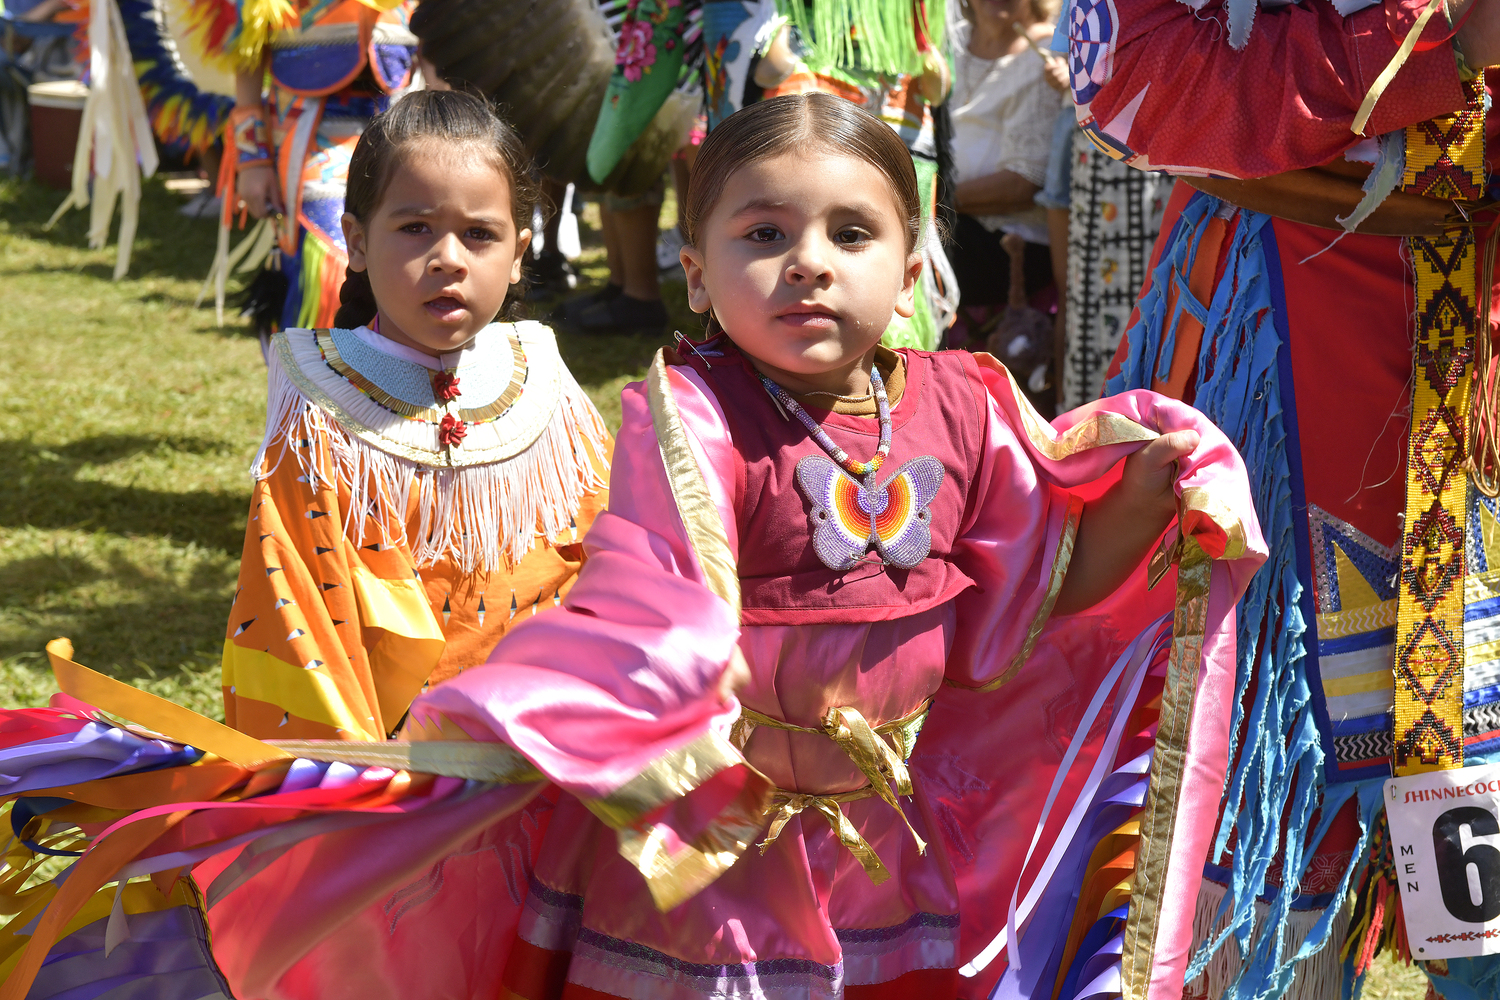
<box><xmin>758</xmin><ymin>786</ymin><xmax>893</xmax><ymax>883</ymax></box>
<box><xmin>734</xmin><ymin>700</ymin><xmax>931</xmax><ymax>882</ymax></box>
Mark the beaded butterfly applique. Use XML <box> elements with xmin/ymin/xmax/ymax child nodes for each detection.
<box><xmin>759</xmin><ymin>365</ymin><xmax>944</xmax><ymax>571</ymax></box>
<box><xmin>795</xmin><ymin>456</ymin><xmax>946</xmax><ymax>570</ymax></box>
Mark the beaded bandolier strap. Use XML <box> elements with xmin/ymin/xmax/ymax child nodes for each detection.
<box><xmin>1392</xmin><ymin>79</ymin><xmax>1488</xmax><ymax>776</ymax></box>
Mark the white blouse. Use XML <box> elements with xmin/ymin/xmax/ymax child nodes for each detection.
<box><xmin>948</xmin><ymin>18</ymin><xmax>1065</xmax><ymax>245</ymax></box>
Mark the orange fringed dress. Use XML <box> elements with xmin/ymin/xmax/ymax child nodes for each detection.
<box><xmin>223</xmin><ymin>321</ymin><xmax>611</xmax><ymax>740</ymax></box>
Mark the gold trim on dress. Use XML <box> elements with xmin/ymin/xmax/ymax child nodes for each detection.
<box><xmin>1121</xmin><ymin>535</ymin><xmax>1212</xmax><ymax>999</ymax></box>
<box><xmin>972</xmin><ymin>353</ymin><xmax>1159</xmax><ymax>460</ymax></box>
<box><xmin>264</xmin><ymin>739</ymin><xmax>545</xmax><ymax>783</ymax></box>
<box><xmin>1180</xmin><ymin>486</ymin><xmax>1250</xmax><ymax>561</ymax></box>
<box><xmin>581</xmin><ymin>731</ymin><xmax>755</xmax><ymax>829</ymax></box>
<box><xmin>646</xmin><ymin>349</ymin><xmax>742</xmax><ymax>614</ymax></box>
<box><xmin>953</xmin><ymin>493</ymin><xmax>1084</xmax><ymax>693</ymax></box>
<box><xmin>615</xmin><ymin>780</ymin><xmax>773</xmax><ymax>912</ymax></box>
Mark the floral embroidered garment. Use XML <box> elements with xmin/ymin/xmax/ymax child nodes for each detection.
<box><xmin>0</xmin><ymin>343</ymin><xmax>1262</xmax><ymax>1000</ymax></box>
<box><xmin>223</xmin><ymin>321</ymin><xmax>611</xmax><ymax>740</ymax></box>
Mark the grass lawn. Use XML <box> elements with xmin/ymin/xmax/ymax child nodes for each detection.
<box><xmin>0</xmin><ymin>172</ymin><xmax>1430</xmax><ymax>999</ymax></box>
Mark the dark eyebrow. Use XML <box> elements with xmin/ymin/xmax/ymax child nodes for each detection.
<box><xmin>387</xmin><ymin>206</ymin><xmax>508</xmax><ymax>228</ymax></box>
<box><xmin>726</xmin><ymin>198</ymin><xmax>789</xmax><ymax>218</ymax></box>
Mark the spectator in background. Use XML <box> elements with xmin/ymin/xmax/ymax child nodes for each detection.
<box><xmin>554</xmin><ymin>185</ymin><xmax>671</xmax><ymax>334</ymax></box>
<box><xmin>945</xmin><ymin>0</ymin><xmax>1064</xmax><ymax>344</ymax></box>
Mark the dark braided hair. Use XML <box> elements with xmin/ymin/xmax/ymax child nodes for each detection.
<box><xmin>334</xmin><ymin>89</ymin><xmax>546</xmax><ymax>330</ymax></box>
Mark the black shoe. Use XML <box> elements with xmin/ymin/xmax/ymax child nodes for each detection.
<box><xmin>550</xmin><ymin>283</ymin><xmax>623</xmax><ymax>323</ymax></box>
<box><xmin>525</xmin><ymin>249</ymin><xmax>577</xmax><ymax>301</ymax></box>
<box><xmin>567</xmin><ymin>293</ymin><xmax>669</xmax><ymax>335</ymax></box>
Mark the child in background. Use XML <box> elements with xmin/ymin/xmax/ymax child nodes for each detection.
<box><xmin>224</xmin><ymin>89</ymin><xmax>611</xmax><ymax>740</ymax></box>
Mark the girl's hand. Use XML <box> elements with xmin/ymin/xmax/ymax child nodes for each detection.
<box><xmin>1119</xmin><ymin>430</ymin><xmax>1199</xmax><ymax>522</ymax></box>
<box><xmin>1053</xmin><ymin>429</ymin><xmax>1199</xmax><ymax>615</ymax></box>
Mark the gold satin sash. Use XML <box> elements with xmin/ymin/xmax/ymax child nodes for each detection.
<box><xmin>758</xmin><ymin>785</ymin><xmax>892</xmax><ymax>883</ymax></box>
<box><xmin>733</xmin><ymin>699</ymin><xmax>931</xmax><ymax>880</ymax></box>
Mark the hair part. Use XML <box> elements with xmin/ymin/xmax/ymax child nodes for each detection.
<box><xmin>681</xmin><ymin>93</ymin><xmax>924</xmax><ymax>259</ymax></box>
<box><xmin>334</xmin><ymin>89</ymin><xmax>545</xmax><ymax>330</ymax></box>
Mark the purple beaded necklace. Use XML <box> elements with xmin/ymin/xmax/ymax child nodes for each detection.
<box><xmin>758</xmin><ymin>365</ymin><xmax>892</xmax><ymax>480</ymax></box>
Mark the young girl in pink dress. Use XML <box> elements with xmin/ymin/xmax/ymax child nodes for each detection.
<box><xmin>0</xmin><ymin>94</ymin><xmax>1264</xmax><ymax>1000</ymax></box>
<box><xmin>376</xmin><ymin>92</ymin><xmax>1267</xmax><ymax>1000</ymax></box>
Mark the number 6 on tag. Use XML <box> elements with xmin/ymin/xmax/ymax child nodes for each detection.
<box><xmin>1387</xmin><ymin>764</ymin><xmax>1500</xmax><ymax>958</ymax></box>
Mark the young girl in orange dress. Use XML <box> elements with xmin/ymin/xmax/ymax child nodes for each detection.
<box><xmin>221</xmin><ymin>88</ymin><xmax>610</xmax><ymax>741</ymax></box>
<box><xmin>1</xmin><ymin>94</ymin><xmax>1260</xmax><ymax>1000</ymax></box>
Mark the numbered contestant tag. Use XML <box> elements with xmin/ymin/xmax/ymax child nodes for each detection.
<box><xmin>1386</xmin><ymin>764</ymin><xmax>1500</xmax><ymax>959</ymax></box>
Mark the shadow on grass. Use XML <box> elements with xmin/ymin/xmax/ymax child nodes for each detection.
<box><xmin>0</xmin><ymin>435</ymin><xmax>250</xmax><ymax>553</ymax></box>
<box><xmin>0</xmin><ymin>545</ymin><xmax>234</xmax><ymax>712</ymax></box>
<box><xmin>1</xmin><ymin>175</ymin><xmax>228</xmax><ymax>285</ymax></box>
<box><xmin>0</xmin><ymin>263</ymin><xmax>245</xmax><ymax>319</ymax></box>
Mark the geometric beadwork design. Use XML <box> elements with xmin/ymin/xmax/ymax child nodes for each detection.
<box><xmin>1308</xmin><ymin>505</ymin><xmax>1398</xmax><ymax>615</ymax></box>
<box><xmin>1392</xmin><ymin>78</ymin><xmax>1487</xmax><ymax>776</ymax></box>
<box><xmin>1336</xmin><ymin>729</ymin><xmax>1395</xmax><ymax>766</ymax></box>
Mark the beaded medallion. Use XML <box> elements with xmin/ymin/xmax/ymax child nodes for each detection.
<box><xmin>759</xmin><ymin>364</ymin><xmax>943</xmax><ymax>571</ymax></box>
<box><xmin>795</xmin><ymin>455</ymin><xmax>945</xmax><ymax>570</ymax></box>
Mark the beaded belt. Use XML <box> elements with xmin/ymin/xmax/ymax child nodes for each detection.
<box><xmin>731</xmin><ymin>699</ymin><xmax>931</xmax><ymax>884</ymax></box>
<box><xmin>1391</xmin><ymin>78</ymin><xmax>1489</xmax><ymax>775</ymax></box>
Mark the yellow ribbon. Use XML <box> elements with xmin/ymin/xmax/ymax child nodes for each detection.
<box><xmin>46</xmin><ymin>639</ymin><xmax>293</xmax><ymax>769</ymax></box>
<box><xmin>758</xmin><ymin>786</ymin><xmax>892</xmax><ymax>884</ymax></box>
<box><xmin>1351</xmin><ymin>0</ymin><xmax>1446</xmax><ymax>136</ymax></box>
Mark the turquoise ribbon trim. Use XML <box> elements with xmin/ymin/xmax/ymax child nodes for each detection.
<box><xmin>327</xmin><ymin>326</ymin><xmax>439</xmax><ymax>408</ymax></box>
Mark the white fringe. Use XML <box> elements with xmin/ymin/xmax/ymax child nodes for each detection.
<box><xmin>254</xmin><ymin>353</ymin><xmax>610</xmax><ymax>575</ymax></box>
<box><xmin>1184</xmin><ymin>879</ymin><xmax>1351</xmax><ymax>1000</ymax></box>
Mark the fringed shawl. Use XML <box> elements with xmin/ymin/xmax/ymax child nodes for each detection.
<box><xmin>258</xmin><ymin>322</ymin><xmax>610</xmax><ymax>575</ymax></box>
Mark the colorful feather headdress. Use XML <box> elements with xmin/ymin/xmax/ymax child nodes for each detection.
<box><xmin>117</xmin><ymin>0</ymin><xmax>234</xmax><ymax>156</ymax></box>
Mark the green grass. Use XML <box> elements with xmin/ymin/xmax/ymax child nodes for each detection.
<box><xmin>1364</xmin><ymin>956</ymin><xmax>1431</xmax><ymax>1000</ymax></box>
<box><xmin>0</xmin><ymin>173</ymin><xmax>1431</xmax><ymax>1000</ymax></box>
<box><xmin>0</xmin><ymin>172</ymin><xmax>693</xmax><ymax>716</ymax></box>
